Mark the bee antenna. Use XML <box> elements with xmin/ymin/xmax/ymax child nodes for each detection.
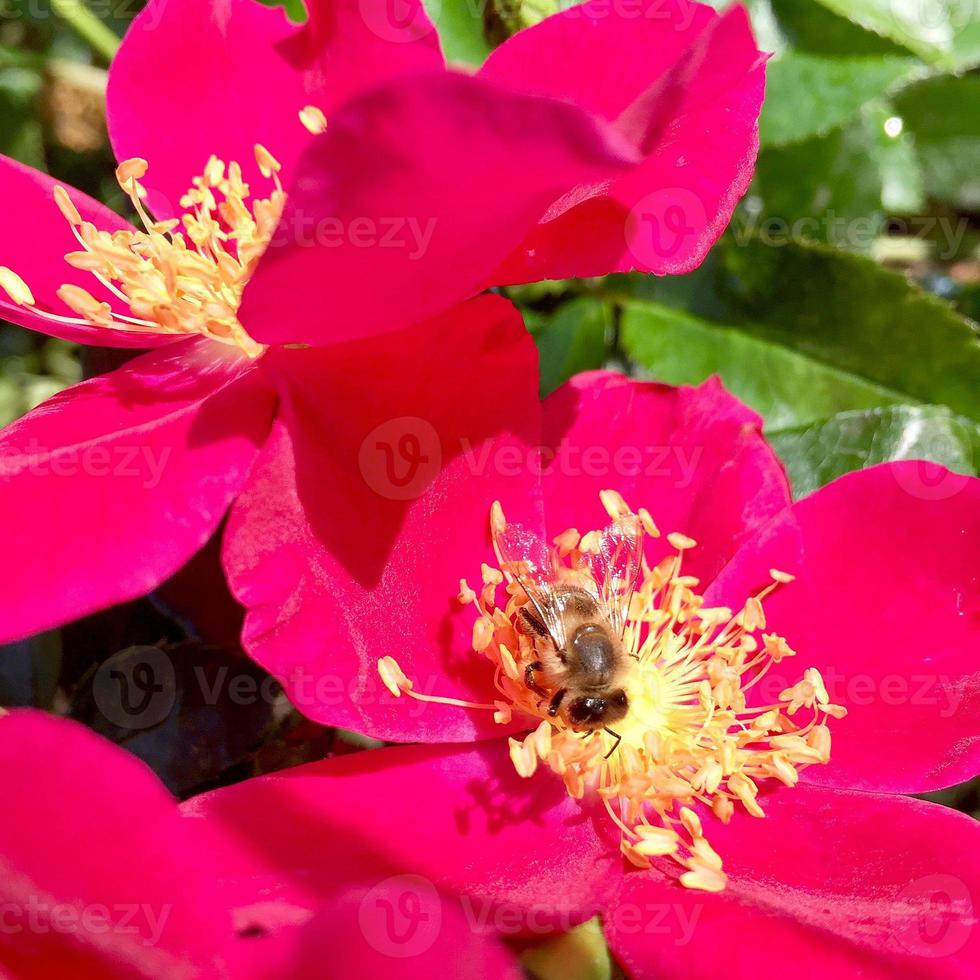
<box><xmin>603</xmin><ymin>727</ymin><xmax>623</xmax><ymax>759</ymax></box>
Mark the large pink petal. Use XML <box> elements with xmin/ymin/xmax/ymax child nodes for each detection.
<box><xmin>0</xmin><ymin>710</ymin><xmax>273</xmax><ymax>977</ymax></box>
<box><xmin>284</xmin><ymin>889</ymin><xmax>524</xmax><ymax>979</ymax></box>
<box><xmin>0</xmin><ymin>711</ymin><xmax>519</xmax><ymax>978</ymax></box>
<box><xmin>107</xmin><ymin>0</ymin><xmax>443</xmax><ymax>213</ymax></box>
<box><xmin>184</xmin><ymin>739</ymin><xmax>618</xmax><ymax>936</ymax></box>
<box><xmin>0</xmin><ymin>155</ymin><xmax>172</xmax><ymax>347</ymax></box>
<box><xmin>0</xmin><ymin>339</ymin><xmax>276</xmax><ymax>643</ymax></box>
<box><xmin>482</xmin><ymin>1</ymin><xmax>766</xmax><ymax>281</ymax></box>
<box><xmin>608</xmin><ymin>785</ymin><xmax>980</xmax><ymax>979</ymax></box>
<box><xmin>240</xmin><ymin>72</ymin><xmax>638</xmax><ymax>346</ymax></box>
<box><xmin>706</xmin><ymin>463</ymin><xmax>980</xmax><ymax>794</ymax></box>
<box><xmin>223</xmin><ymin>297</ymin><xmax>543</xmax><ymax>742</ymax></box>
<box><xmin>482</xmin><ymin>0</ymin><xmax>717</xmax><ymax>119</ymax></box>
<box><xmin>539</xmin><ymin>372</ymin><xmax>791</xmax><ymax>585</ymax></box>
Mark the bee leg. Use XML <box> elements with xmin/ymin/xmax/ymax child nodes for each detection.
<box><xmin>524</xmin><ymin>661</ymin><xmax>549</xmax><ymax>698</ymax></box>
<box><xmin>603</xmin><ymin>727</ymin><xmax>623</xmax><ymax>760</ymax></box>
<box><xmin>518</xmin><ymin>606</ymin><xmax>548</xmax><ymax>637</ymax></box>
<box><xmin>547</xmin><ymin>689</ymin><xmax>566</xmax><ymax>717</ymax></box>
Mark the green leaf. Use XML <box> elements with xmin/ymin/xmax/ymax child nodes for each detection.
<box><xmin>761</xmin><ymin>51</ymin><xmax>917</xmax><ymax>146</ymax></box>
<box><xmin>528</xmin><ymin>296</ymin><xmax>609</xmax><ymax>397</ymax></box>
<box><xmin>893</xmin><ymin>75</ymin><xmax>980</xmax><ymax>208</ymax></box>
<box><xmin>914</xmin><ymin>138</ymin><xmax>980</xmax><ymax>210</ymax></box>
<box><xmin>809</xmin><ymin>0</ymin><xmax>976</xmax><ymax>69</ymax></box>
<box><xmin>0</xmin><ymin>66</ymin><xmax>43</xmax><ymax>168</ymax></box>
<box><xmin>750</xmin><ymin>94</ymin><xmax>929</xmax><ymax>244</ymax></box>
<box><xmin>424</xmin><ymin>0</ymin><xmax>492</xmax><ymax>65</ymax></box>
<box><xmin>254</xmin><ymin>0</ymin><xmax>308</xmax><ymax>21</ymax></box>
<box><xmin>893</xmin><ymin>74</ymin><xmax>980</xmax><ymax>140</ymax></box>
<box><xmin>770</xmin><ymin>0</ymin><xmax>911</xmax><ymax>57</ymax></box>
<box><xmin>620</xmin><ymin>301</ymin><xmax>905</xmax><ymax>430</ymax></box>
<box><xmin>864</xmin><ymin>100</ymin><xmax>925</xmax><ymax>213</ymax></box>
<box><xmin>768</xmin><ymin>405</ymin><xmax>980</xmax><ymax>497</ymax></box>
<box><xmin>621</xmin><ymin>282</ymin><xmax>980</xmax><ymax>495</ymax></box>
<box><xmin>717</xmin><ymin>236</ymin><xmax>980</xmax><ymax>422</ymax></box>
<box><xmin>749</xmin><ymin>117</ymin><xmax>890</xmax><ymax>250</ymax></box>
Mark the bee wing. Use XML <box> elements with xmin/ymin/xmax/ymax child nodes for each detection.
<box><xmin>492</xmin><ymin>519</ymin><xmax>567</xmax><ymax>650</ymax></box>
<box><xmin>584</xmin><ymin>514</ymin><xmax>644</xmax><ymax>637</ymax></box>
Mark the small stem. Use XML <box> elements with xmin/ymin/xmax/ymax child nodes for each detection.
<box><xmin>49</xmin><ymin>0</ymin><xmax>121</xmax><ymax>63</ymax></box>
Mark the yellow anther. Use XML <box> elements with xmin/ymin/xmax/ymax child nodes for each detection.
<box><xmin>637</xmin><ymin>507</ymin><xmax>660</xmax><ymax>537</ymax></box>
<box><xmin>472</xmin><ymin>616</ymin><xmax>494</xmax><ymax>652</ymax></box>
<box><xmin>56</xmin><ymin>284</ymin><xmax>113</xmax><ymax>324</ymax></box>
<box><xmin>299</xmin><ymin>104</ymin><xmax>328</xmax><ymax>135</ymax></box>
<box><xmin>19</xmin><ymin>155</ymin><xmax>280</xmax><ymax>355</ymax></box>
<box><xmin>509</xmin><ymin>737</ymin><xmax>538</xmax><ymax>778</ymax></box>
<box><xmin>552</xmin><ymin>528</ymin><xmax>580</xmax><ymax>556</ymax></box>
<box><xmin>203</xmin><ymin>155</ymin><xmax>225</xmax><ymax>187</ymax></box>
<box><xmin>490</xmin><ymin>500</ymin><xmax>507</xmax><ymax>535</ymax></box>
<box><xmin>254</xmin><ymin>144</ymin><xmax>281</xmax><ymax>179</ymax></box>
<box><xmin>457</xmin><ymin>579</ymin><xmax>477</xmax><ymax>605</ymax></box>
<box><xmin>53</xmin><ymin>185</ymin><xmax>82</xmax><ymax>225</ymax></box>
<box><xmin>600</xmin><ymin>488</ymin><xmax>630</xmax><ymax>520</ymax></box>
<box><xmin>116</xmin><ymin>157</ymin><xmax>148</xmax><ymax>183</ymax></box>
<box><xmin>0</xmin><ymin>267</ymin><xmax>35</xmax><ymax>306</ymax></box>
<box><xmin>378</xmin><ymin>657</ymin><xmax>411</xmax><ymax>698</ymax></box>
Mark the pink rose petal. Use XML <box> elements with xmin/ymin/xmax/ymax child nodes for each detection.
<box><xmin>0</xmin><ymin>339</ymin><xmax>276</xmax><ymax>642</ymax></box>
<box><xmin>0</xmin><ymin>710</ymin><xmax>523</xmax><ymax>977</ymax></box>
<box><xmin>482</xmin><ymin>1</ymin><xmax>766</xmax><ymax>281</ymax></box>
<box><xmin>706</xmin><ymin>463</ymin><xmax>980</xmax><ymax>794</ymax></box>
<box><xmin>0</xmin><ymin>155</ymin><xmax>172</xmax><ymax>347</ymax></box>
<box><xmin>240</xmin><ymin>72</ymin><xmax>638</xmax><ymax>346</ymax></box>
<box><xmin>540</xmin><ymin>372</ymin><xmax>791</xmax><ymax>584</ymax></box>
<box><xmin>223</xmin><ymin>297</ymin><xmax>542</xmax><ymax>742</ymax></box>
<box><xmin>282</xmin><ymin>881</ymin><xmax>524</xmax><ymax>977</ymax></box>
<box><xmin>608</xmin><ymin>784</ymin><xmax>980</xmax><ymax>979</ymax></box>
<box><xmin>0</xmin><ymin>711</ymin><xmax>262</xmax><ymax>976</ymax></box>
<box><xmin>185</xmin><ymin>739</ymin><xmax>617</xmax><ymax>935</ymax></box>
<box><xmin>107</xmin><ymin>0</ymin><xmax>443</xmax><ymax>212</ymax></box>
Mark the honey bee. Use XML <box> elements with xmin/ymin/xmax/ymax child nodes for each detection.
<box><xmin>493</xmin><ymin>512</ymin><xmax>644</xmax><ymax>735</ymax></box>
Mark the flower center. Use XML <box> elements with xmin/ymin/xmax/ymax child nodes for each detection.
<box><xmin>379</xmin><ymin>491</ymin><xmax>846</xmax><ymax>893</ymax></box>
<box><xmin>0</xmin><ymin>108</ymin><xmax>327</xmax><ymax>359</ymax></box>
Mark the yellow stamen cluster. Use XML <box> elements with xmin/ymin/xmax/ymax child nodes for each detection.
<box><xmin>0</xmin><ymin>147</ymin><xmax>288</xmax><ymax>358</ymax></box>
<box><xmin>380</xmin><ymin>492</ymin><xmax>846</xmax><ymax>893</ymax></box>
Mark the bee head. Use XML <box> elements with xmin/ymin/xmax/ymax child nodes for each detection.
<box><xmin>567</xmin><ymin>689</ymin><xmax>628</xmax><ymax>729</ymax></box>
